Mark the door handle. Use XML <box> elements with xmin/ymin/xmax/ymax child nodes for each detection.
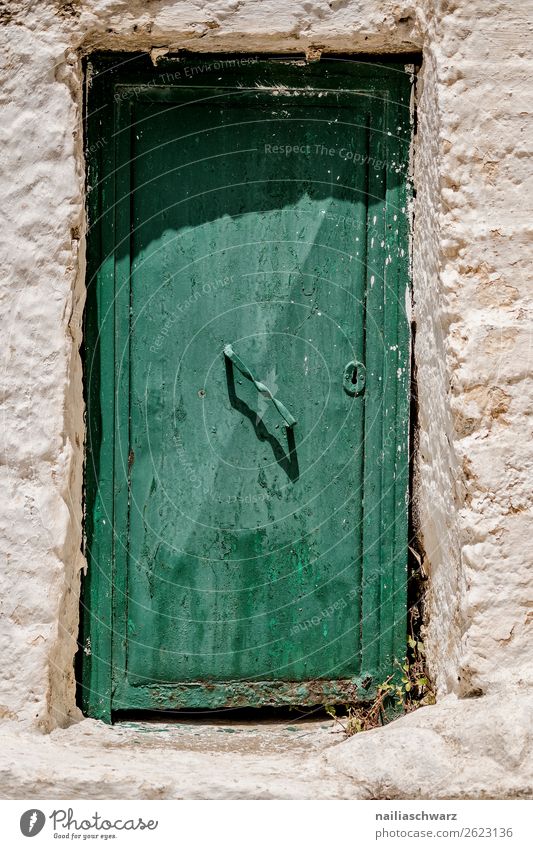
<box><xmin>223</xmin><ymin>344</ymin><xmax>297</xmax><ymax>428</ymax></box>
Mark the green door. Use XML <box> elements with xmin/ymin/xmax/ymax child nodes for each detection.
<box><xmin>81</xmin><ymin>55</ymin><xmax>411</xmax><ymax>720</ymax></box>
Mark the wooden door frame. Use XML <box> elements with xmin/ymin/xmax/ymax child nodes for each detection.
<box><xmin>79</xmin><ymin>53</ymin><xmax>411</xmax><ymax>722</ymax></box>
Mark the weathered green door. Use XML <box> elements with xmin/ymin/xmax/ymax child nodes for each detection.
<box><xmin>81</xmin><ymin>55</ymin><xmax>411</xmax><ymax>720</ymax></box>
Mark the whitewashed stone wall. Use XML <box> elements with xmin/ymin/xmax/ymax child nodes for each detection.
<box><xmin>0</xmin><ymin>0</ymin><xmax>531</xmax><ymax>776</ymax></box>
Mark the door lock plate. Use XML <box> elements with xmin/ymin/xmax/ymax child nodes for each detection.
<box><xmin>343</xmin><ymin>360</ymin><xmax>366</xmax><ymax>396</ymax></box>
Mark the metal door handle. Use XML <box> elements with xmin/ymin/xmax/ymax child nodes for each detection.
<box><xmin>224</xmin><ymin>344</ymin><xmax>297</xmax><ymax>428</ymax></box>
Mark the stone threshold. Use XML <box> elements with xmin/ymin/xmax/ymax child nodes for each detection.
<box><xmin>0</xmin><ymin>692</ymin><xmax>531</xmax><ymax>799</ymax></box>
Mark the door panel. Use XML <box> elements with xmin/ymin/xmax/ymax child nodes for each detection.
<box><xmin>81</xmin><ymin>56</ymin><xmax>411</xmax><ymax>719</ymax></box>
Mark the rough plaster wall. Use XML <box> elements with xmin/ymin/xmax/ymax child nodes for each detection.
<box><xmin>415</xmin><ymin>0</ymin><xmax>533</xmax><ymax>697</ymax></box>
<box><xmin>0</xmin><ymin>0</ymin><xmax>530</xmax><ymax>733</ymax></box>
<box><xmin>411</xmin><ymin>9</ymin><xmax>464</xmax><ymax>696</ymax></box>
<box><xmin>0</xmin><ymin>21</ymin><xmax>86</xmax><ymax>729</ymax></box>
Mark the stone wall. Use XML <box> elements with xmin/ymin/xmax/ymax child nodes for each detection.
<box><xmin>414</xmin><ymin>1</ymin><xmax>533</xmax><ymax>698</ymax></box>
<box><xmin>0</xmin><ymin>0</ymin><xmax>531</xmax><ymax>736</ymax></box>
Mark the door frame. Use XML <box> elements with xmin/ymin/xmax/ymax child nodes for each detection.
<box><xmin>79</xmin><ymin>53</ymin><xmax>411</xmax><ymax>722</ymax></box>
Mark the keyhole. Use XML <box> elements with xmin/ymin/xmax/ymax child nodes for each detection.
<box><xmin>343</xmin><ymin>360</ymin><xmax>365</xmax><ymax>397</ymax></box>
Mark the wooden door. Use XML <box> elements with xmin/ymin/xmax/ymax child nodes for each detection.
<box><xmin>81</xmin><ymin>55</ymin><xmax>411</xmax><ymax>720</ymax></box>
